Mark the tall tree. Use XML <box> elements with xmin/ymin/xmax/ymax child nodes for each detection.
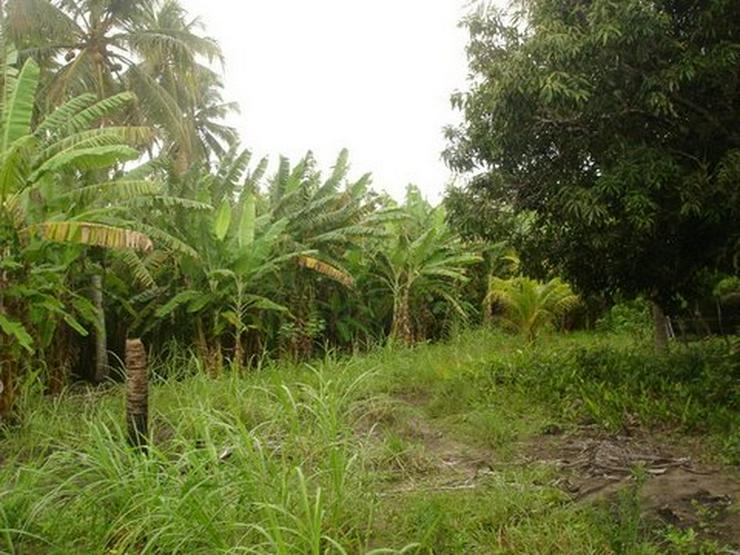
<box><xmin>5</xmin><ymin>0</ymin><xmax>234</xmax><ymax>164</ymax></box>
<box><xmin>445</xmin><ymin>0</ymin><xmax>740</xmax><ymax>351</ymax></box>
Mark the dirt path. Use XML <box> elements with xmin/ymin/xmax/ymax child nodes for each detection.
<box><xmin>363</xmin><ymin>397</ymin><xmax>740</xmax><ymax>549</ymax></box>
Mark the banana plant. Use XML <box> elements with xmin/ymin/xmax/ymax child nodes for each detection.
<box><xmin>0</xmin><ymin>54</ymin><xmax>160</xmax><ymax>412</ymax></box>
<box><xmin>265</xmin><ymin>149</ymin><xmax>397</xmax><ymax>358</ymax></box>
<box><xmin>148</xmin><ymin>148</ymin><xmax>301</xmax><ymax>372</ymax></box>
<box><xmin>370</xmin><ymin>187</ymin><xmax>481</xmax><ymax>345</ymax></box>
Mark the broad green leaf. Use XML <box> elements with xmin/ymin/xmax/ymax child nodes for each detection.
<box><xmin>32</xmin><ymin>145</ymin><xmax>140</xmax><ymax>179</ymax></box>
<box><xmin>213</xmin><ymin>199</ymin><xmax>232</xmax><ymax>241</ymax></box>
<box><xmin>244</xmin><ymin>294</ymin><xmax>289</xmax><ymax>313</ymax></box>
<box><xmin>2</xmin><ymin>58</ymin><xmax>40</xmax><ymax>152</ymax></box>
<box><xmin>155</xmin><ymin>290</ymin><xmax>202</xmax><ymax>318</ymax></box>
<box><xmin>0</xmin><ymin>314</ymin><xmax>34</xmax><ymax>352</ymax></box>
<box><xmin>30</xmin><ymin>221</ymin><xmax>153</xmax><ymax>252</ymax></box>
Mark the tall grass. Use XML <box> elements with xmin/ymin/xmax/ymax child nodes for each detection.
<box><xmin>1</xmin><ymin>328</ymin><xmax>737</xmax><ymax>553</ymax></box>
<box><xmin>1</xmin><ymin>359</ymin><xmax>399</xmax><ymax>553</ymax></box>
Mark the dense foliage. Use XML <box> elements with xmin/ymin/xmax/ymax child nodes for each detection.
<box><xmin>0</xmin><ymin>1</ymin><xmax>738</xmax><ymax>553</ymax></box>
<box><xmin>445</xmin><ymin>0</ymin><xmax>740</xmax><ymax>319</ymax></box>
<box><xmin>0</xmin><ymin>0</ymin><xmax>487</xmax><ymax>416</ymax></box>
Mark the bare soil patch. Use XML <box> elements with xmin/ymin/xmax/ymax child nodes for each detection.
<box><xmin>357</xmin><ymin>400</ymin><xmax>494</xmax><ymax>493</ymax></box>
<box><xmin>521</xmin><ymin>426</ymin><xmax>740</xmax><ymax>546</ymax></box>
<box><xmin>359</xmin><ymin>396</ymin><xmax>738</xmax><ymax>546</ymax></box>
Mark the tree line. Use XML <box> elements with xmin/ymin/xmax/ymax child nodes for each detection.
<box><xmin>445</xmin><ymin>0</ymin><xmax>740</xmax><ymax>350</ymax></box>
<box><xmin>1</xmin><ymin>0</ymin><xmax>739</xmax><ymax>418</ymax></box>
<box><xmin>0</xmin><ymin>1</ymin><xmax>492</xmax><ymax>417</ymax></box>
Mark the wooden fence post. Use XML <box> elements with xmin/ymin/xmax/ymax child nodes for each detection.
<box><xmin>125</xmin><ymin>339</ymin><xmax>148</xmax><ymax>450</ymax></box>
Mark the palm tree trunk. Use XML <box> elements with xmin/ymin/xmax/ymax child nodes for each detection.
<box><xmin>651</xmin><ymin>300</ymin><xmax>669</xmax><ymax>353</ymax></box>
<box><xmin>125</xmin><ymin>339</ymin><xmax>148</xmax><ymax>450</ymax></box>
<box><xmin>91</xmin><ymin>274</ymin><xmax>108</xmax><ymax>383</ymax></box>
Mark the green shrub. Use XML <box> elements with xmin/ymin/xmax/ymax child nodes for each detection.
<box><xmin>485</xmin><ymin>339</ymin><xmax>739</xmax><ymax>448</ymax></box>
<box><xmin>596</xmin><ymin>299</ymin><xmax>652</xmax><ymax>337</ymax></box>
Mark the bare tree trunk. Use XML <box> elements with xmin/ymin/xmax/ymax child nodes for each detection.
<box><xmin>91</xmin><ymin>274</ymin><xmax>108</xmax><ymax>383</ymax></box>
<box><xmin>125</xmin><ymin>339</ymin><xmax>148</xmax><ymax>450</ymax></box>
<box><xmin>651</xmin><ymin>301</ymin><xmax>669</xmax><ymax>354</ymax></box>
<box><xmin>174</xmin><ymin>147</ymin><xmax>190</xmax><ymax>177</ymax></box>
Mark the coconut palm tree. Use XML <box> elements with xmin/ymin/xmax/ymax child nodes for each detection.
<box><xmin>5</xmin><ymin>0</ymin><xmax>233</xmax><ymax>164</ymax></box>
<box><xmin>486</xmin><ymin>276</ymin><xmax>579</xmax><ymax>342</ymax></box>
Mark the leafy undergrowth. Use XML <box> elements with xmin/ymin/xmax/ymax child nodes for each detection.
<box><xmin>1</xmin><ymin>330</ymin><xmax>738</xmax><ymax>553</ymax></box>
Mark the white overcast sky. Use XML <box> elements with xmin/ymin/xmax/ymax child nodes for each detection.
<box><xmin>180</xmin><ymin>0</ymin><xmax>486</xmax><ymax>202</ymax></box>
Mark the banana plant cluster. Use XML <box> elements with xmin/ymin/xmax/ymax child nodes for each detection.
<box><xmin>369</xmin><ymin>186</ymin><xmax>482</xmax><ymax>344</ymax></box>
<box><xmin>0</xmin><ymin>53</ymin><xmax>164</xmax><ymax>411</ymax></box>
<box><xmin>0</xmin><ymin>0</ymin><xmax>492</xmax><ymax>418</ymax></box>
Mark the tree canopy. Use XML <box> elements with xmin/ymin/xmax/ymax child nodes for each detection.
<box><xmin>445</xmin><ymin>0</ymin><xmax>740</xmax><ymax>310</ymax></box>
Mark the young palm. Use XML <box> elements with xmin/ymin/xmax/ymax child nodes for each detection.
<box><xmin>486</xmin><ymin>277</ymin><xmax>579</xmax><ymax>342</ymax></box>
